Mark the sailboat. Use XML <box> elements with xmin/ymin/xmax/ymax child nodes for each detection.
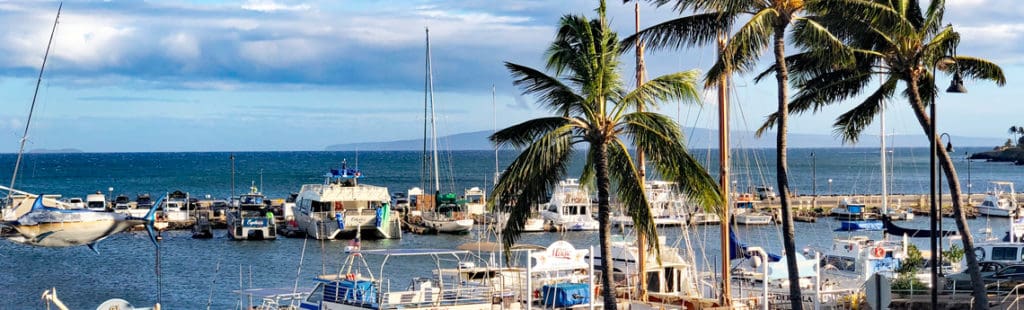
<box><xmin>417</xmin><ymin>27</ymin><xmax>473</xmax><ymax>234</ymax></box>
<box><xmin>0</xmin><ymin>4</ymin><xmax>161</xmax><ymax>252</ymax></box>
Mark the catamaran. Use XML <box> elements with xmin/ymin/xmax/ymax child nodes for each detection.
<box><xmin>294</xmin><ymin>164</ymin><xmax>402</xmax><ymax>239</ymax></box>
<box><xmin>226</xmin><ymin>185</ymin><xmax>277</xmax><ymax>240</ymax></box>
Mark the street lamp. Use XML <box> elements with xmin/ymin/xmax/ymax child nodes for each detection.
<box><xmin>930</xmin><ymin>52</ymin><xmax>966</xmax><ymax>308</ymax></box>
<box><xmin>938</xmin><ymin>133</ymin><xmax>954</xmax><ymax>276</ymax></box>
<box><xmin>966</xmin><ymin>151</ymin><xmax>972</xmax><ymax>199</ymax></box>
<box><xmin>828</xmin><ymin>179</ymin><xmax>833</xmax><ymax>196</ymax></box>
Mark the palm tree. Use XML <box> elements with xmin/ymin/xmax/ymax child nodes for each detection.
<box><xmin>490</xmin><ymin>2</ymin><xmax>722</xmax><ymax>308</ymax></box>
<box><xmin>625</xmin><ymin>0</ymin><xmax>833</xmax><ymax>307</ymax></box>
<box><xmin>1009</xmin><ymin>126</ymin><xmax>1019</xmax><ymax>146</ymax></box>
<box><xmin>760</xmin><ymin>0</ymin><xmax>1006</xmax><ymax>308</ymax></box>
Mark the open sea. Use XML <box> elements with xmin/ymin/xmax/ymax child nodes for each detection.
<box><xmin>0</xmin><ymin>147</ymin><xmax>1021</xmax><ymax>309</ymax></box>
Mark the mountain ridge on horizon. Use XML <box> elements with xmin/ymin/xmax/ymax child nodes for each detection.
<box><xmin>326</xmin><ymin>129</ymin><xmax>1005</xmax><ymax>151</ymax></box>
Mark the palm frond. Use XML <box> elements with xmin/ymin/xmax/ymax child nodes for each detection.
<box><xmin>505</xmin><ymin>62</ymin><xmax>590</xmax><ymax>118</ymax></box>
<box><xmin>618</xmin><ymin>69</ymin><xmax>702</xmax><ymax>113</ymax></box>
<box><xmin>491</xmin><ymin>117</ymin><xmax>574</xmax><ymax>149</ymax></box>
<box><xmin>621</xmin><ymin>12</ymin><xmax>734</xmax><ymax>53</ymax></box>
<box><xmin>623</xmin><ymin>112</ymin><xmax>722</xmax><ymax>212</ymax></box>
<box><xmin>952</xmin><ymin>56</ymin><xmax>1007</xmax><ymax>86</ymax></box>
<box><xmin>833</xmin><ymin>77</ymin><xmax>899</xmax><ymax>143</ymax></box>
<box><xmin>606</xmin><ymin>140</ymin><xmax>660</xmax><ymax>254</ymax></box>
<box><xmin>718</xmin><ymin>8</ymin><xmax>777</xmax><ymax>76</ymax></box>
<box><xmin>492</xmin><ymin>124</ymin><xmax>576</xmax><ymax>251</ymax></box>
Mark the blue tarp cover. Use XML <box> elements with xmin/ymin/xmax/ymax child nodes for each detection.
<box><xmin>835</xmin><ymin>220</ymin><xmax>884</xmax><ymax>231</ymax></box>
<box><xmin>541</xmin><ymin>283</ymin><xmax>590</xmax><ymax>307</ymax></box>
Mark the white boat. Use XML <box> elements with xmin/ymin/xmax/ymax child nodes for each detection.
<box><xmin>60</xmin><ymin>197</ymin><xmax>84</xmax><ymax>209</ymax></box>
<box><xmin>492</xmin><ymin>208</ymin><xmax>546</xmax><ymax>233</ymax></box>
<box><xmin>226</xmin><ymin>186</ymin><xmax>276</xmax><ymax>240</ymax></box>
<box><xmin>539</xmin><ymin>179</ymin><xmax>598</xmax><ymax>231</ymax></box>
<box><xmin>977</xmin><ymin>181</ymin><xmax>1019</xmax><ymax>217</ymax></box>
<box><xmin>463</xmin><ymin>187</ymin><xmax>486</xmax><ymax>217</ymax></box>
<box><xmin>412</xmin><ymin>29</ymin><xmax>474</xmax><ymax>235</ymax></box>
<box><xmin>591</xmin><ymin>236</ymin><xmax>706</xmax><ymax>306</ymax></box>
<box><xmin>294</xmin><ymin>165</ymin><xmax>402</xmax><ymax>239</ymax></box>
<box><xmin>830</xmin><ymin>197</ymin><xmax>867</xmax><ymax>219</ymax></box>
<box><xmin>611</xmin><ymin>180</ymin><xmax>687</xmax><ymax>227</ymax></box>
<box><xmin>420</xmin><ymin>193</ymin><xmax>474</xmax><ymax>234</ymax></box>
<box><xmin>816</xmin><ymin>235</ymin><xmax>909</xmax><ymax>288</ymax></box>
<box><xmin>733</xmin><ymin>200</ymin><xmax>772</xmax><ymax>225</ymax></box>
<box><xmin>160</xmin><ymin>190</ymin><xmax>191</xmax><ymax>223</ymax></box>
<box><xmin>687</xmin><ymin>210</ymin><xmax>721</xmax><ymax>225</ymax></box>
<box><xmin>287</xmin><ymin>248</ymin><xmax>524</xmax><ymax>310</ymax></box>
<box><xmin>85</xmin><ymin>192</ymin><xmax>107</xmax><ymax>212</ymax></box>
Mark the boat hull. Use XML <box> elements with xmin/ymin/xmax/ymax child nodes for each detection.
<box><xmin>420</xmin><ymin>217</ymin><xmax>473</xmax><ymax>234</ymax></box>
<box><xmin>297</xmin><ymin>212</ymin><xmax>402</xmax><ymax>239</ymax></box>
<box><xmin>977</xmin><ymin>206</ymin><xmax>1014</xmax><ymax>217</ymax></box>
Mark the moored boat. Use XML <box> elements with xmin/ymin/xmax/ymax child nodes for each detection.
<box><xmin>539</xmin><ymin>179</ymin><xmax>598</xmax><ymax>231</ymax></box>
<box><xmin>226</xmin><ymin>185</ymin><xmax>276</xmax><ymax>240</ymax></box>
<box><xmin>294</xmin><ymin>164</ymin><xmax>402</xmax><ymax>240</ymax></box>
<box><xmin>419</xmin><ymin>193</ymin><xmax>474</xmax><ymax>234</ymax></box>
<box><xmin>976</xmin><ymin>181</ymin><xmax>1019</xmax><ymax>217</ymax></box>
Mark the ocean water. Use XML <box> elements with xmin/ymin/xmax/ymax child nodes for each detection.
<box><xmin>0</xmin><ymin>148</ymin><xmax>1021</xmax><ymax>309</ymax></box>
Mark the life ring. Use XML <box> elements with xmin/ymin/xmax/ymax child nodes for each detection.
<box><xmin>872</xmin><ymin>247</ymin><xmax>885</xmax><ymax>258</ymax></box>
<box><xmin>346</xmin><ymin>273</ymin><xmax>356</xmax><ymax>281</ymax></box>
<box><xmin>975</xmin><ymin>247</ymin><xmax>986</xmax><ymax>260</ymax></box>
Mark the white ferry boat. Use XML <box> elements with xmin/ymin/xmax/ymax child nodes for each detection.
<box><xmin>294</xmin><ymin>165</ymin><xmax>402</xmax><ymax>240</ymax></box>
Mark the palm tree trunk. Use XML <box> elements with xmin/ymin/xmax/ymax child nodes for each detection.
<box><xmin>906</xmin><ymin>76</ymin><xmax>988</xmax><ymax>310</ymax></box>
<box><xmin>772</xmin><ymin>26</ymin><xmax>802</xmax><ymax>310</ymax></box>
<box><xmin>594</xmin><ymin>141</ymin><xmax>617</xmax><ymax>309</ymax></box>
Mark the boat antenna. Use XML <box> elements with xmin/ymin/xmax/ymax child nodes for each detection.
<box><xmin>6</xmin><ymin>2</ymin><xmax>61</xmax><ymax>214</ymax></box>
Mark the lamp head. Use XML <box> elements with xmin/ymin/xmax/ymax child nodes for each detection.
<box><xmin>947</xmin><ymin>72</ymin><xmax>967</xmax><ymax>93</ymax></box>
<box><xmin>946</xmin><ymin>141</ymin><xmax>954</xmax><ymax>153</ymax></box>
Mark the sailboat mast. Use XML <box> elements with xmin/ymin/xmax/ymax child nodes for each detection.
<box><xmin>493</xmin><ymin>85</ymin><xmax>499</xmax><ymax>185</ymax></box>
<box><xmin>426</xmin><ymin>28</ymin><xmax>440</xmax><ymax>194</ymax></box>
<box><xmin>633</xmin><ymin>2</ymin><xmax>649</xmax><ymax>302</ymax></box>
<box><xmin>7</xmin><ymin>3</ymin><xmax>62</xmax><ymax>209</ymax></box>
<box><xmin>422</xmin><ymin>28</ymin><xmax>431</xmax><ymax>192</ymax></box>
<box><xmin>880</xmin><ymin>103</ymin><xmax>888</xmax><ymax>214</ymax></box>
<box><xmin>717</xmin><ymin>35</ymin><xmax>732</xmax><ymax>306</ymax></box>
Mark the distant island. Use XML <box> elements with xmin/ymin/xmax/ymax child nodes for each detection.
<box><xmin>969</xmin><ymin>126</ymin><xmax>1024</xmax><ymax>164</ymax></box>
<box><xmin>326</xmin><ymin>129</ymin><xmax>1003</xmax><ymax>151</ymax></box>
<box><xmin>29</xmin><ymin>148</ymin><xmax>84</xmax><ymax>154</ymax></box>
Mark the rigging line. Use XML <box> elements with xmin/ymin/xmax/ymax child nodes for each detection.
<box><xmin>292</xmin><ymin>234</ymin><xmax>309</xmax><ymax>296</ymax></box>
<box><xmin>8</xmin><ymin>2</ymin><xmax>61</xmax><ymax>205</ymax></box>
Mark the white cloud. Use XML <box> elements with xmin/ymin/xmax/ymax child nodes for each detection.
<box><xmin>241</xmin><ymin>0</ymin><xmax>311</xmax><ymax>13</ymax></box>
<box><xmin>161</xmin><ymin>32</ymin><xmax>201</xmax><ymax>64</ymax></box>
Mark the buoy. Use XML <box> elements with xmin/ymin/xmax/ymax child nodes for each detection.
<box><xmin>872</xmin><ymin>246</ymin><xmax>885</xmax><ymax>258</ymax></box>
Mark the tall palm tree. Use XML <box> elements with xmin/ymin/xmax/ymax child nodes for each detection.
<box><xmin>490</xmin><ymin>2</ymin><xmax>722</xmax><ymax>308</ymax></box>
<box><xmin>759</xmin><ymin>0</ymin><xmax>1006</xmax><ymax>308</ymax></box>
<box><xmin>625</xmin><ymin>0</ymin><xmax>833</xmax><ymax>307</ymax></box>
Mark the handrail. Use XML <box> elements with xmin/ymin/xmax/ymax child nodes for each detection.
<box><xmin>997</xmin><ymin>281</ymin><xmax>1024</xmax><ymax>307</ymax></box>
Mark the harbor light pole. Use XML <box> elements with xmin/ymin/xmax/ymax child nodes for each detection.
<box><xmin>966</xmin><ymin>151</ymin><xmax>972</xmax><ymax>199</ymax></box>
<box><xmin>938</xmin><ymin>133</ymin><xmax>953</xmax><ymax>277</ymax></box>
<box><xmin>930</xmin><ymin>52</ymin><xmax>966</xmax><ymax>309</ymax></box>
<box><xmin>828</xmin><ymin>179</ymin><xmax>832</xmax><ymax>195</ymax></box>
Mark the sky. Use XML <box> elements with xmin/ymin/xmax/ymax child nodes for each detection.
<box><xmin>0</xmin><ymin>0</ymin><xmax>1020</xmax><ymax>152</ymax></box>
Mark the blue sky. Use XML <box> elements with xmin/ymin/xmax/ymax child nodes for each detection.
<box><xmin>0</xmin><ymin>0</ymin><xmax>1020</xmax><ymax>152</ymax></box>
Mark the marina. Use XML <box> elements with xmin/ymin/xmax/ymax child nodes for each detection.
<box><xmin>0</xmin><ymin>149</ymin><xmax>1022</xmax><ymax>309</ymax></box>
<box><xmin>0</xmin><ymin>0</ymin><xmax>1019</xmax><ymax>309</ymax></box>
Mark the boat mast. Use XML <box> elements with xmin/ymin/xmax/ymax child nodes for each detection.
<box><xmin>881</xmin><ymin>101</ymin><xmax>887</xmax><ymax>215</ymax></box>
<box><xmin>717</xmin><ymin>34</ymin><xmax>732</xmax><ymax>307</ymax></box>
<box><xmin>422</xmin><ymin>28</ymin><xmax>431</xmax><ymax>193</ymax></box>
<box><xmin>633</xmin><ymin>2</ymin><xmax>649</xmax><ymax>302</ymax></box>
<box><xmin>493</xmin><ymin>85</ymin><xmax>499</xmax><ymax>185</ymax></box>
<box><xmin>426</xmin><ymin>28</ymin><xmax>440</xmax><ymax>195</ymax></box>
<box><xmin>6</xmin><ymin>2</ymin><xmax>61</xmax><ymax>212</ymax></box>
